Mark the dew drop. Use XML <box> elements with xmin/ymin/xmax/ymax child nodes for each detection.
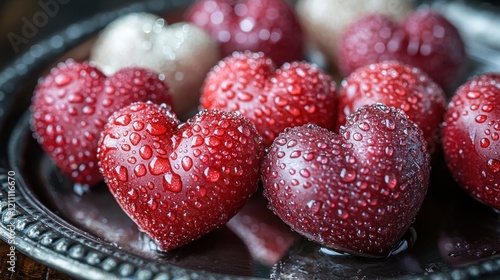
<box><xmin>287</xmin><ymin>140</ymin><xmax>298</xmax><ymax>148</ymax></box>
<box><xmin>476</xmin><ymin>115</ymin><xmax>487</xmax><ymax>123</ymax></box>
<box><xmin>303</xmin><ymin>152</ymin><xmax>315</xmax><ymax>161</ymax></box>
<box><xmin>114</xmin><ymin>166</ymin><xmax>128</xmax><ymax>182</ymax></box>
<box><xmin>146</xmin><ymin>123</ymin><xmax>168</xmax><ymax>135</ymax></box>
<box><xmin>385</xmin><ymin>146</ymin><xmax>394</xmax><ymax>156</ymax></box>
<box><xmin>300</xmin><ymin>169</ymin><xmax>311</xmax><ymax>178</ymax></box>
<box><xmin>68</xmin><ymin>92</ymin><xmax>84</xmax><ymax>103</ymax></box>
<box><xmin>226</xmin><ymin>90</ymin><xmax>236</xmax><ymax>99</ymax></box>
<box><xmin>343</xmin><ymin>131</ymin><xmax>350</xmax><ymax>140</ymax></box>
<box><xmin>239</xmin><ymin>136</ymin><xmax>248</xmax><ymax>145</ymax></box>
<box><xmin>130</xmin><ymin>132</ymin><xmax>141</xmax><ymax>146</ymax></box>
<box><xmin>163</xmin><ymin>172</ymin><xmax>183</xmax><ymax>193</ymax></box>
<box><xmin>237</xmin><ymin>91</ymin><xmax>253</xmax><ymax>101</ymax></box>
<box><xmin>482</xmin><ymin>104</ymin><xmax>494</xmax><ymax>112</ymax></box>
<box><xmin>290</xmin><ymin>151</ymin><xmax>301</xmax><ymax>158</ymax></box>
<box><xmin>67</xmin><ymin>106</ymin><xmax>77</xmax><ymax>116</ymax></box>
<box><xmin>55</xmin><ymin>135</ymin><xmax>65</xmax><ymax>145</ymax></box>
<box><xmin>274</xmin><ymin>96</ymin><xmax>288</xmax><ymax>106</ymax></box>
<box><xmin>466</xmin><ymin>91</ymin><xmax>481</xmax><ymax>99</ymax></box>
<box><xmin>480</xmin><ymin>138</ymin><xmax>490</xmax><ymax>148</ymax></box>
<box><xmin>287</xmin><ymin>84</ymin><xmax>302</xmax><ymax>95</ymax></box>
<box><xmin>340</xmin><ymin>168</ymin><xmax>356</xmax><ymax>182</ymax></box>
<box><xmin>115</xmin><ymin>114</ymin><xmax>131</xmax><ymax>126</ymax></box>
<box><xmin>221</xmin><ymin>80</ymin><xmax>233</xmax><ymax>91</ymax></box>
<box><xmin>206</xmin><ymin>136</ymin><xmax>221</xmax><ymax>147</ymax></box>
<box><xmin>304</xmin><ymin>104</ymin><xmax>316</xmax><ymax>114</ymax></box>
<box><xmin>148</xmin><ymin>198</ymin><xmax>158</xmax><ymax>210</ymax></box>
<box><xmin>44</xmin><ymin>113</ymin><xmax>54</xmax><ymax>124</ymax></box>
<box><xmin>487</xmin><ymin>159</ymin><xmax>500</xmax><ymax>173</ymax></box>
<box><xmin>198</xmin><ymin>186</ymin><xmax>207</xmax><ymax>197</ymax></box>
<box><xmin>353</xmin><ymin>133</ymin><xmax>363</xmax><ymax>141</ymax></box>
<box><xmin>383</xmin><ymin>118</ymin><xmax>396</xmax><ymax>130</ymax></box>
<box><xmin>193</xmin><ymin>149</ymin><xmax>202</xmax><ymax>157</ymax></box>
<box><xmin>55</xmin><ymin>74</ymin><xmax>72</xmax><ymax>86</ymax></box>
<box><xmin>356</xmin><ymin>229</ymin><xmax>367</xmax><ymax>238</ymax></box>
<box><xmin>275</xmin><ymin>138</ymin><xmax>287</xmax><ymax>146</ymax></box>
<box><xmin>167</xmin><ymin>212</ymin><xmax>176</xmax><ymax>221</ymax></box>
<box><xmin>358</xmin><ymin>122</ymin><xmax>371</xmax><ymax>131</ymax></box>
<box><xmin>140</xmin><ymin>145</ymin><xmax>153</xmax><ymax>160</ymax></box>
<box><xmin>134</xmin><ymin>164</ymin><xmax>147</xmax><ymax>177</ymax></box>
<box><xmin>204</xmin><ymin>167</ymin><xmax>220</xmax><ymax>183</ymax></box>
<box><xmin>200</xmin><ymin>155</ymin><xmax>209</xmax><ymax>163</ymax></box>
<box><xmin>83</xmin><ymin>131</ymin><xmax>95</xmax><ymax>141</ymax></box>
<box><xmin>384</xmin><ymin>173</ymin><xmax>398</xmax><ymax>189</ymax></box>
<box><xmin>121</xmin><ymin>144</ymin><xmax>131</xmax><ymax>151</ymax></box>
<box><xmin>133</xmin><ymin>121</ymin><xmax>144</xmax><ymax>131</ymax></box>
<box><xmin>148</xmin><ymin>157</ymin><xmax>170</xmax><ymax>175</ymax></box>
<box><xmin>181</xmin><ymin>156</ymin><xmax>193</xmax><ymax>171</ymax></box>
<box><xmin>338</xmin><ymin>209</ymin><xmax>349</xmax><ymax>219</ymax></box>
<box><xmin>287</xmin><ymin>106</ymin><xmax>301</xmax><ymax>117</ymax></box>
<box><xmin>306</xmin><ymin>200</ymin><xmax>322</xmax><ymax>214</ymax></box>
<box><xmin>128</xmin><ymin>189</ymin><xmax>138</xmax><ymax>200</ymax></box>
<box><xmin>191</xmin><ymin>135</ymin><xmax>204</xmax><ymax>147</ymax></box>
<box><xmin>102</xmin><ymin>98</ymin><xmax>113</xmax><ymax>107</ymax></box>
<box><xmin>82</xmin><ymin>106</ymin><xmax>95</xmax><ymax>115</ymax></box>
<box><xmin>105</xmin><ymin>85</ymin><xmax>115</xmax><ymax>94</ymax></box>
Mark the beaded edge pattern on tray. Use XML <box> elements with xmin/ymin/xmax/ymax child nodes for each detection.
<box><xmin>0</xmin><ymin>167</ymin><xmax>245</xmax><ymax>280</ymax></box>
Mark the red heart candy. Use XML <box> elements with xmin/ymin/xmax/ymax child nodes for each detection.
<box><xmin>200</xmin><ymin>51</ymin><xmax>337</xmax><ymax>146</ymax></box>
<box><xmin>442</xmin><ymin>73</ymin><xmax>500</xmax><ymax>210</ymax></box>
<box><xmin>98</xmin><ymin>102</ymin><xmax>264</xmax><ymax>251</ymax></box>
<box><xmin>338</xmin><ymin>9</ymin><xmax>466</xmax><ymax>89</ymax></box>
<box><xmin>185</xmin><ymin>0</ymin><xmax>304</xmax><ymax>66</ymax></box>
<box><xmin>31</xmin><ymin>59</ymin><xmax>173</xmax><ymax>185</ymax></box>
<box><xmin>261</xmin><ymin>104</ymin><xmax>431</xmax><ymax>257</ymax></box>
<box><xmin>337</xmin><ymin>61</ymin><xmax>446</xmax><ymax>152</ymax></box>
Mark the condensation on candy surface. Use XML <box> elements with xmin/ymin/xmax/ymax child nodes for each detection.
<box><xmin>90</xmin><ymin>13</ymin><xmax>221</xmax><ymax>116</ymax></box>
<box><xmin>296</xmin><ymin>0</ymin><xmax>413</xmax><ymax>63</ymax></box>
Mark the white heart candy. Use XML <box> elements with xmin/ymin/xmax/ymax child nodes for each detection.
<box><xmin>90</xmin><ymin>13</ymin><xmax>220</xmax><ymax>116</ymax></box>
<box><xmin>296</xmin><ymin>0</ymin><xmax>413</xmax><ymax>66</ymax></box>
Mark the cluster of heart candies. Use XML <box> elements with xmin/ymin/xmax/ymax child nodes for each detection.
<box><xmin>30</xmin><ymin>0</ymin><xmax>500</xmax><ymax>259</ymax></box>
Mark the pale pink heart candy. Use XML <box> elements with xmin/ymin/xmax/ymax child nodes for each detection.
<box><xmin>296</xmin><ymin>0</ymin><xmax>413</xmax><ymax>67</ymax></box>
<box><xmin>90</xmin><ymin>13</ymin><xmax>220</xmax><ymax>116</ymax></box>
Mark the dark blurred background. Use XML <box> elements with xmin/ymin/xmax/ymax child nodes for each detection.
<box><xmin>0</xmin><ymin>0</ymin><xmax>139</xmax><ymax>69</ymax></box>
<box><xmin>1</xmin><ymin>0</ymin><xmax>500</xmax><ymax>71</ymax></box>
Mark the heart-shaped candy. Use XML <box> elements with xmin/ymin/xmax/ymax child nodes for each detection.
<box><xmin>261</xmin><ymin>104</ymin><xmax>431</xmax><ymax>257</ymax></box>
<box><xmin>443</xmin><ymin>74</ymin><xmax>500</xmax><ymax>210</ymax></box>
<box><xmin>200</xmin><ymin>52</ymin><xmax>337</xmax><ymax>146</ymax></box>
<box><xmin>90</xmin><ymin>13</ymin><xmax>220</xmax><ymax>116</ymax></box>
<box><xmin>338</xmin><ymin>9</ymin><xmax>466</xmax><ymax>88</ymax></box>
<box><xmin>296</xmin><ymin>0</ymin><xmax>413</xmax><ymax>64</ymax></box>
<box><xmin>337</xmin><ymin>61</ymin><xmax>446</xmax><ymax>152</ymax></box>
<box><xmin>185</xmin><ymin>0</ymin><xmax>304</xmax><ymax>66</ymax></box>
<box><xmin>98</xmin><ymin>102</ymin><xmax>264</xmax><ymax>251</ymax></box>
<box><xmin>30</xmin><ymin>60</ymin><xmax>173</xmax><ymax>185</ymax></box>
